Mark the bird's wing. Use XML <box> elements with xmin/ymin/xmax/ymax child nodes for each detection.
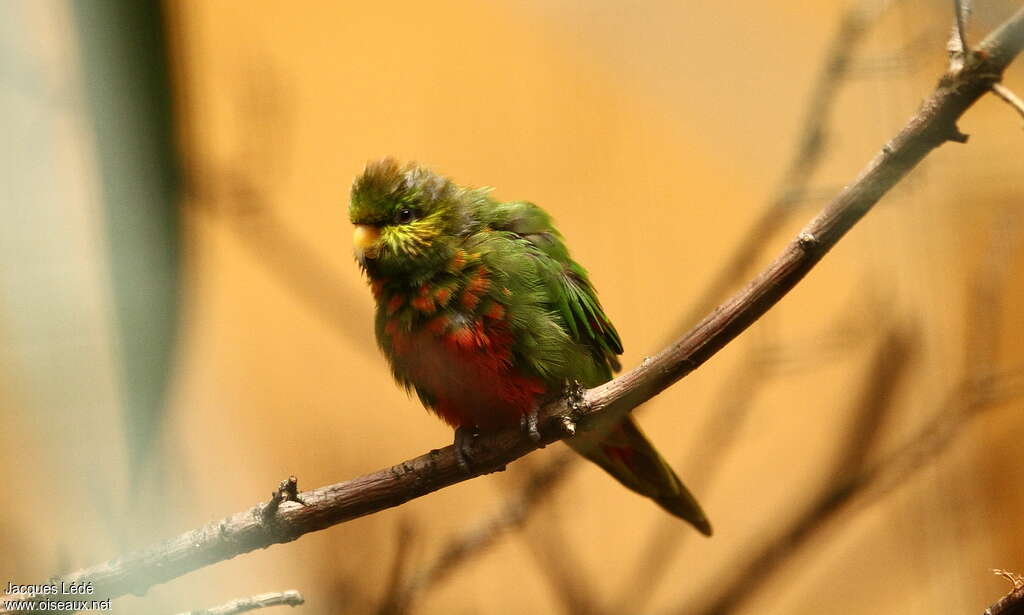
<box><xmin>485</xmin><ymin>200</ymin><xmax>623</xmax><ymax>374</ymax></box>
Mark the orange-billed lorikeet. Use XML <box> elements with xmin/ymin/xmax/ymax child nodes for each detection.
<box><xmin>349</xmin><ymin>159</ymin><xmax>711</xmax><ymax>535</ymax></box>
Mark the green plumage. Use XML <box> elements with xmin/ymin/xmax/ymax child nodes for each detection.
<box><xmin>350</xmin><ymin>159</ymin><xmax>711</xmax><ymax>534</ymax></box>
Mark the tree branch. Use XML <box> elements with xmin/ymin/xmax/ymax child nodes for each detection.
<box><xmin>985</xmin><ymin>570</ymin><xmax>1024</xmax><ymax>615</ymax></box>
<box><xmin>949</xmin><ymin>0</ymin><xmax>973</xmax><ymax>72</ymax></box>
<box><xmin>5</xmin><ymin>8</ymin><xmax>1023</xmax><ymax>615</ymax></box>
<box><xmin>174</xmin><ymin>590</ymin><xmax>304</xmax><ymax>615</ymax></box>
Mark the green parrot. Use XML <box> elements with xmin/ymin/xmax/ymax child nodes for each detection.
<box><xmin>349</xmin><ymin>158</ymin><xmax>711</xmax><ymax>534</ymax></box>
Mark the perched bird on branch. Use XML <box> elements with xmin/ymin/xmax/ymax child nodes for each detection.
<box><xmin>349</xmin><ymin>158</ymin><xmax>711</xmax><ymax>534</ymax></box>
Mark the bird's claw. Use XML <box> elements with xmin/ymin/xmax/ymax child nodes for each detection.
<box><xmin>521</xmin><ymin>408</ymin><xmax>543</xmax><ymax>445</ymax></box>
<box><xmin>556</xmin><ymin>381</ymin><xmax>585</xmax><ymax>437</ymax></box>
<box><xmin>563</xmin><ymin>380</ymin><xmax>586</xmax><ymax>413</ymax></box>
<box><xmin>454</xmin><ymin>426</ymin><xmax>478</xmax><ymax>474</ymax></box>
<box><xmin>560</xmin><ymin>415</ymin><xmax>577</xmax><ymax>437</ymax></box>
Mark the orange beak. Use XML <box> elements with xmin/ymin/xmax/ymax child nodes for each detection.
<box><xmin>353</xmin><ymin>224</ymin><xmax>381</xmax><ymax>261</ymax></box>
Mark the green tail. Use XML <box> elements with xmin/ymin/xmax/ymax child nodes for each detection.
<box><xmin>567</xmin><ymin>416</ymin><xmax>712</xmax><ymax>535</ymax></box>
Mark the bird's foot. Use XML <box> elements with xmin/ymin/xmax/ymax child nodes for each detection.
<box><xmin>559</xmin><ymin>380</ymin><xmax>585</xmax><ymax>437</ymax></box>
<box><xmin>454</xmin><ymin>426</ymin><xmax>479</xmax><ymax>474</ymax></box>
<box><xmin>559</xmin><ymin>415</ymin><xmax>577</xmax><ymax>437</ymax></box>
<box><xmin>563</xmin><ymin>380</ymin><xmax>586</xmax><ymax>413</ymax></box>
<box><xmin>520</xmin><ymin>407</ymin><xmax>543</xmax><ymax>446</ymax></box>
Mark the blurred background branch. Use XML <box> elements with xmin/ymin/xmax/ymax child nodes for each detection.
<box><xmin>5</xmin><ymin>6</ymin><xmax>1021</xmax><ymax>613</ymax></box>
<box><xmin>3</xmin><ymin>1</ymin><xmax>1023</xmax><ymax>614</ymax></box>
<box><xmin>617</xmin><ymin>289</ymin><xmax>887</xmax><ymax>614</ymax></box>
<box><xmin>679</xmin><ymin>211</ymin><xmax>1023</xmax><ymax>615</ymax></box>
<box><xmin>667</xmin><ymin>0</ymin><xmax>899</xmax><ymax>336</ymax></box>
<box><xmin>180</xmin><ymin>61</ymin><xmax>374</xmax><ymax>356</ymax></box>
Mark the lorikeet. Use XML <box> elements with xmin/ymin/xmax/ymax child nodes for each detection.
<box><xmin>349</xmin><ymin>159</ymin><xmax>711</xmax><ymax>534</ymax></box>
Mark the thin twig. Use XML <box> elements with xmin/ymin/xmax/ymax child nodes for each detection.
<box><xmin>991</xmin><ymin>83</ymin><xmax>1024</xmax><ymax>126</ymax></box>
<box><xmin>957</xmin><ymin>0</ymin><xmax>972</xmax><ymax>52</ymax></box>
<box><xmin>4</xmin><ymin>9</ymin><xmax>1023</xmax><ymax>615</ymax></box>
<box><xmin>174</xmin><ymin>590</ymin><xmax>304</xmax><ymax>615</ymax></box>
<box><xmin>992</xmin><ymin>569</ymin><xmax>1024</xmax><ymax>589</ymax></box>
<box><xmin>949</xmin><ymin>0</ymin><xmax>973</xmax><ymax>72</ymax></box>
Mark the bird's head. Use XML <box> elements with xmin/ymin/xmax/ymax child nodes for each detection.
<box><xmin>349</xmin><ymin>158</ymin><xmax>478</xmax><ymax>280</ymax></box>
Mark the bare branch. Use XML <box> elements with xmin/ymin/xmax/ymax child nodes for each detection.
<box><xmin>986</xmin><ymin>570</ymin><xmax>1024</xmax><ymax>615</ymax></box>
<box><xmin>955</xmin><ymin>1</ymin><xmax>972</xmax><ymax>53</ymax></box>
<box><xmin>174</xmin><ymin>590</ymin><xmax>304</xmax><ymax>615</ymax></box>
<box><xmin>992</xmin><ymin>569</ymin><xmax>1024</xmax><ymax>589</ymax></box>
<box><xmin>991</xmin><ymin>83</ymin><xmax>1024</xmax><ymax>126</ymax></box>
<box><xmin>4</xmin><ymin>8</ymin><xmax>1023</xmax><ymax>615</ymax></box>
<box><xmin>985</xmin><ymin>584</ymin><xmax>1024</xmax><ymax>615</ymax></box>
<box><xmin>949</xmin><ymin>0</ymin><xmax>973</xmax><ymax>71</ymax></box>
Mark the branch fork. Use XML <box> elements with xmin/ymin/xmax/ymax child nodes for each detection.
<box><xmin>948</xmin><ymin>0</ymin><xmax>1024</xmax><ymax>129</ymax></box>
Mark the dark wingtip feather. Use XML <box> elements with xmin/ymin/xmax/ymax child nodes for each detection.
<box><xmin>657</xmin><ymin>493</ymin><xmax>714</xmax><ymax>536</ymax></box>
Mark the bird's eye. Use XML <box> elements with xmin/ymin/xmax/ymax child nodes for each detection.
<box><xmin>395</xmin><ymin>208</ymin><xmax>415</xmax><ymax>224</ymax></box>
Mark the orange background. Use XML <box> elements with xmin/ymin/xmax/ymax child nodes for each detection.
<box><xmin>2</xmin><ymin>1</ymin><xmax>1023</xmax><ymax>613</ymax></box>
